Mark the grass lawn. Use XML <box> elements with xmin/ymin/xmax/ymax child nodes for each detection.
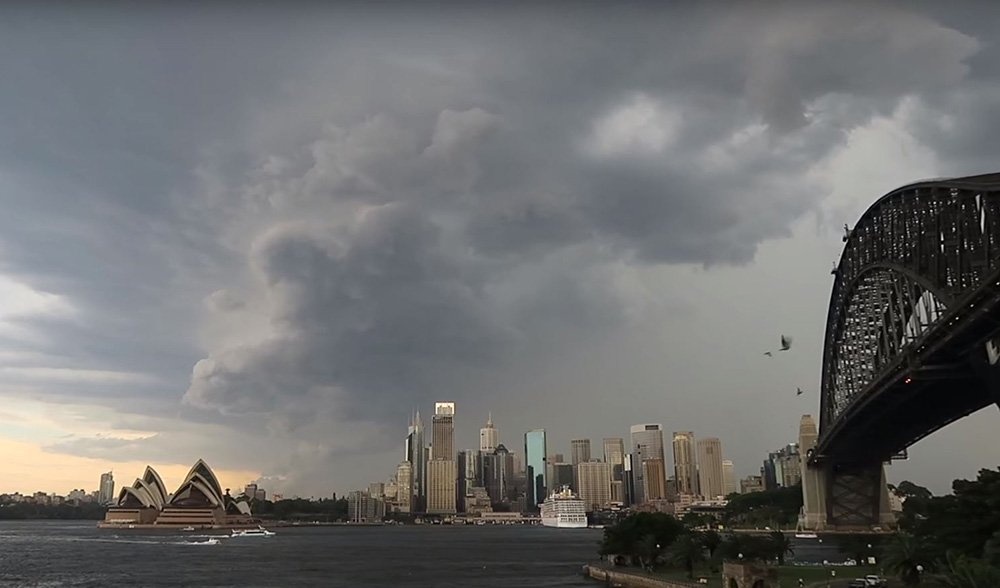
<box><xmin>654</xmin><ymin>565</ymin><xmax>878</xmax><ymax>587</ymax></box>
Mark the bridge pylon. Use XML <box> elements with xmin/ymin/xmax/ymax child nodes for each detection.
<box><xmin>798</xmin><ymin>415</ymin><xmax>894</xmax><ymax>531</ymax></box>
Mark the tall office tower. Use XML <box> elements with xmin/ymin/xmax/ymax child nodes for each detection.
<box><xmin>98</xmin><ymin>472</ymin><xmax>115</xmax><ymax>505</ymax></box>
<box><xmin>631</xmin><ymin>424</ymin><xmax>665</xmax><ymax>504</ymax></box>
<box><xmin>432</xmin><ymin>402</ymin><xmax>456</xmax><ymax>461</ymax></box>
<box><xmin>672</xmin><ymin>431</ymin><xmax>698</xmax><ymax>496</ymax></box>
<box><xmin>623</xmin><ymin>453</ymin><xmax>639</xmax><ymax>505</ymax></box>
<box><xmin>696</xmin><ymin>437</ymin><xmax>724</xmax><ymax>499</ymax></box>
<box><xmin>368</xmin><ymin>482</ymin><xmax>385</xmax><ymax>498</ymax></box>
<box><xmin>483</xmin><ymin>443</ymin><xmax>515</xmax><ymax>505</ymax></box>
<box><xmin>603</xmin><ymin>438</ymin><xmax>626</xmax><ymax>504</ymax></box>
<box><xmin>524</xmin><ymin>429</ymin><xmax>547</xmax><ymax>507</ymax></box>
<box><xmin>426</xmin><ymin>459</ymin><xmax>457</xmax><ymax>514</ymax></box>
<box><xmin>405</xmin><ymin>411</ymin><xmax>426</xmax><ymax>512</ymax></box>
<box><xmin>396</xmin><ymin>462</ymin><xmax>412</xmax><ymax>513</ymax></box>
<box><xmin>722</xmin><ymin>460</ymin><xmax>737</xmax><ymax>496</ymax></box>
<box><xmin>571</xmin><ymin>439</ymin><xmax>592</xmax><ymax>466</ymax></box>
<box><xmin>642</xmin><ymin>458</ymin><xmax>667</xmax><ymax>500</ymax></box>
<box><xmin>576</xmin><ymin>460</ymin><xmax>612</xmax><ymax>512</ymax></box>
<box><xmin>457</xmin><ymin>450</ymin><xmax>479</xmax><ymax>512</ymax></box>
<box><xmin>550</xmin><ymin>463</ymin><xmax>575</xmax><ymax>490</ymax></box>
<box><xmin>480</xmin><ymin>412</ymin><xmax>499</xmax><ymax>453</ymax></box>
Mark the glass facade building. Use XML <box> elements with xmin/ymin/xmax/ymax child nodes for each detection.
<box><xmin>524</xmin><ymin>429</ymin><xmax>547</xmax><ymax>507</ymax></box>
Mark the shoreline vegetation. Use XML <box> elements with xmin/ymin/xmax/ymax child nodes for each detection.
<box><xmin>592</xmin><ymin>468</ymin><xmax>1000</xmax><ymax>587</ymax></box>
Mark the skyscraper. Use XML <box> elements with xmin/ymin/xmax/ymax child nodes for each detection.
<box><xmin>672</xmin><ymin>431</ymin><xmax>698</xmax><ymax>496</ymax></box>
<box><xmin>623</xmin><ymin>453</ymin><xmax>637</xmax><ymax>505</ymax></box>
<box><xmin>696</xmin><ymin>437</ymin><xmax>724</xmax><ymax>499</ymax></box>
<box><xmin>426</xmin><ymin>459</ymin><xmax>457</xmax><ymax>514</ymax></box>
<box><xmin>405</xmin><ymin>411</ymin><xmax>426</xmax><ymax>512</ymax></box>
<box><xmin>642</xmin><ymin>458</ymin><xmax>668</xmax><ymax>500</ymax></box>
<box><xmin>480</xmin><ymin>412</ymin><xmax>499</xmax><ymax>453</ymax></box>
<box><xmin>483</xmin><ymin>443</ymin><xmax>515</xmax><ymax>505</ymax></box>
<box><xmin>524</xmin><ymin>429</ymin><xmax>547</xmax><ymax>507</ymax></box>
<box><xmin>396</xmin><ymin>461</ymin><xmax>412</xmax><ymax>513</ymax></box>
<box><xmin>575</xmin><ymin>460</ymin><xmax>611</xmax><ymax>512</ymax></box>
<box><xmin>432</xmin><ymin>402</ymin><xmax>455</xmax><ymax>460</ymax></box>
<box><xmin>426</xmin><ymin>402</ymin><xmax>456</xmax><ymax>514</ymax></box>
<box><xmin>571</xmin><ymin>439</ymin><xmax>591</xmax><ymax>465</ymax></box>
<box><xmin>99</xmin><ymin>472</ymin><xmax>114</xmax><ymax>505</ymax></box>
<box><xmin>722</xmin><ymin>460</ymin><xmax>737</xmax><ymax>496</ymax></box>
<box><xmin>631</xmin><ymin>424</ymin><xmax>665</xmax><ymax>504</ymax></box>
<box><xmin>603</xmin><ymin>438</ymin><xmax>625</xmax><ymax>504</ymax></box>
<box><xmin>457</xmin><ymin>450</ymin><xmax>479</xmax><ymax>512</ymax></box>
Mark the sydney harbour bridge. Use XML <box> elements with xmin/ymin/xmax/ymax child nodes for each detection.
<box><xmin>801</xmin><ymin>173</ymin><xmax>1000</xmax><ymax>530</ymax></box>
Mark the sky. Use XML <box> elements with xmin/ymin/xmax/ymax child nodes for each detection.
<box><xmin>1</xmin><ymin>1</ymin><xmax>999</xmax><ymax>498</ymax></box>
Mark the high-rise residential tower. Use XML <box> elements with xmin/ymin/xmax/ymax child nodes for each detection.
<box><xmin>571</xmin><ymin>439</ymin><xmax>591</xmax><ymax>466</ymax></box>
<box><xmin>630</xmin><ymin>424</ymin><xmax>665</xmax><ymax>504</ymax></box>
<box><xmin>524</xmin><ymin>429</ymin><xmax>547</xmax><ymax>507</ymax></box>
<box><xmin>722</xmin><ymin>460</ymin><xmax>737</xmax><ymax>496</ymax></box>
<box><xmin>672</xmin><ymin>431</ymin><xmax>698</xmax><ymax>496</ymax></box>
<box><xmin>575</xmin><ymin>460</ymin><xmax>611</xmax><ymax>512</ymax></box>
<box><xmin>696</xmin><ymin>437</ymin><xmax>724</xmax><ymax>499</ymax></box>
<box><xmin>480</xmin><ymin>412</ymin><xmax>499</xmax><ymax>453</ymax></box>
<box><xmin>99</xmin><ymin>472</ymin><xmax>115</xmax><ymax>505</ymax></box>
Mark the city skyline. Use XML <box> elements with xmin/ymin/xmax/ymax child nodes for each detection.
<box><xmin>2</xmin><ymin>3</ymin><xmax>999</xmax><ymax>497</ymax></box>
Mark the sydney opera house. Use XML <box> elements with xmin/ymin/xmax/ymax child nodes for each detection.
<box><xmin>101</xmin><ymin>459</ymin><xmax>255</xmax><ymax>528</ymax></box>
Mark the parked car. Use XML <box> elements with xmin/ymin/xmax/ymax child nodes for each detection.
<box><xmin>865</xmin><ymin>575</ymin><xmax>888</xmax><ymax>586</ymax></box>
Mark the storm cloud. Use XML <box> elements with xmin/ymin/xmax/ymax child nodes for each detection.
<box><xmin>0</xmin><ymin>2</ymin><xmax>997</xmax><ymax>494</ymax></box>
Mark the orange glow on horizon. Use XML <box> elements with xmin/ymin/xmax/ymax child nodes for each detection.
<box><xmin>0</xmin><ymin>437</ymin><xmax>261</xmax><ymax>496</ymax></box>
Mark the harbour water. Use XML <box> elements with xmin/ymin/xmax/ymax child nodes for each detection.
<box><xmin>0</xmin><ymin>521</ymin><xmax>599</xmax><ymax>587</ymax></box>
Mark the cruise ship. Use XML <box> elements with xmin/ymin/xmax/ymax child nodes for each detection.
<box><xmin>540</xmin><ymin>486</ymin><xmax>588</xmax><ymax>528</ymax></box>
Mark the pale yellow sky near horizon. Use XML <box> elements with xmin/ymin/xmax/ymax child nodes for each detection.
<box><xmin>0</xmin><ymin>438</ymin><xmax>260</xmax><ymax>496</ymax></box>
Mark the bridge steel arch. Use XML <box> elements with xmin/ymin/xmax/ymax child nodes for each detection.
<box><xmin>804</xmin><ymin>173</ymin><xmax>1000</xmax><ymax>530</ymax></box>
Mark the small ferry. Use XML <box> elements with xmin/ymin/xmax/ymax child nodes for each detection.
<box><xmin>231</xmin><ymin>526</ymin><xmax>276</xmax><ymax>537</ymax></box>
<box><xmin>540</xmin><ymin>486</ymin><xmax>588</xmax><ymax>529</ymax></box>
<box><xmin>794</xmin><ymin>532</ymin><xmax>819</xmax><ymax>539</ymax></box>
<box><xmin>181</xmin><ymin>526</ymin><xmax>196</xmax><ymax>532</ymax></box>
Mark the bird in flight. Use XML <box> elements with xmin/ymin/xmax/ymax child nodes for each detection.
<box><xmin>764</xmin><ymin>351</ymin><xmax>773</xmax><ymax>357</ymax></box>
<box><xmin>780</xmin><ymin>335</ymin><xmax>793</xmax><ymax>351</ymax></box>
<box><xmin>796</xmin><ymin>387</ymin><xmax>804</xmax><ymax>396</ymax></box>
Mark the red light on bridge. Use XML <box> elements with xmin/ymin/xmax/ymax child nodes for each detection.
<box><xmin>904</xmin><ymin>377</ymin><xmax>913</xmax><ymax>384</ymax></box>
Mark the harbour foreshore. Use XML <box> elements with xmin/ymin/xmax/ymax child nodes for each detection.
<box><xmin>582</xmin><ymin>564</ymin><xmax>700</xmax><ymax>588</ymax></box>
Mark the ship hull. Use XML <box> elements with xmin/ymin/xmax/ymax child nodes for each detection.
<box><xmin>541</xmin><ymin>516</ymin><xmax>588</xmax><ymax>529</ymax></box>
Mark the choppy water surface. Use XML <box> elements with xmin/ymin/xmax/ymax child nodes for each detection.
<box><xmin>0</xmin><ymin>521</ymin><xmax>600</xmax><ymax>587</ymax></box>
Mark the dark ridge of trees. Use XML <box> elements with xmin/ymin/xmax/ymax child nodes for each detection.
<box><xmin>0</xmin><ymin>502</ymin><xmax>106</xmax><ymax>520</ymax></box>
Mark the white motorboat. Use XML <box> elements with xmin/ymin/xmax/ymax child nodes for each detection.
<box><xmin>794</xmin><ymin>532</ymin><xmax>819</xmax><ymax>539</ymax></box>
<box><xmin>231</xmin><ymin>526</ymin><xmax>275</xmax><ymax>537</ymax></box>
<box><xmin>181</xmin><ymin>526</ymin><xmax>196</xmax><ymax>532</ymax></box>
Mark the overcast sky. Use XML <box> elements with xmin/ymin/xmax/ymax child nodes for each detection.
<box><xmin>1</xmin><ymin>2</ymin><xmax>999</xmax><ymax>497</ymax></box>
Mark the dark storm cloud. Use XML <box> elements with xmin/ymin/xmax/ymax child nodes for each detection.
<box><xmin>0</xmin><ymin>2</ymin><xmax>995</xmax><ymax>491</ymax></box>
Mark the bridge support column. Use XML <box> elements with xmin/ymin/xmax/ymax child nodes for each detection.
<box><xmin>800</xmin><ymin>461</ymin><xmax>893</xmax><ymax>531</ymax></box>
<box><xmin>799</xmin><ymin>416</ymin><xmax>893</xmax><ymax>531</ymax></box>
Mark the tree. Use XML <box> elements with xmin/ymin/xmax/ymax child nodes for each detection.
<box><xmin>636</xmin><ymin>533</ymin><xmax>662</xmax><ymax>570</ymax></box>
<box><xmin>837</xmin><ymin>534</ymin><xmax>884</xmax><ymax>566</ymax></box>
<box><xmin>723</xmin><ymin>485</ymin><xmax>803</xmax><ymax>528</ymax></box>
<box><xmin>883</xmin><ymin>532</ymin><xmax>934</xmax><ymax>586</ymax></box>
<box><xmin>907</xmin><ymin>469</ymin><xmax>1000</xmax><ymax>561</ymax></box>
<box><xmin>600</xmin><ymin>512</ymin><xmax>685</xmax><ymax>566</ymax></box>
<box><xmin>937</xmin><ymin>551</ymin><xmax>1000</xmax><ymax>588</ymax></box>
<box><xmin>769</xmin><ymin>531</ymin><xmax>794</xmax><ymax>566</ymax></box>
<box><xmin>718</xmin><ymin>533</ymin><xmax>775</xmax><ymax>562</ymax></box>
<box><xmin>702</xmin><ymin>530</ymin><xmax>722</xmax><ymax>559</ymax></box>
<box><xmin>668</xmin><ymin>532</ymin><xmax>707</xmax><ymax>578</ymax></box>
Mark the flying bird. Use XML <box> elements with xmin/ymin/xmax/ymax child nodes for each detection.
<box><xmin>764</xmin><ymin>351</ymin><xmax>773</xmax><ymax>357</ymax></box>
<box><xmin>796</xmin><ymin>387</ymin><xmax>804</xmax><ymax>396</ymax></box>
<box><xmin>780</xmin><ymin>335</ymin><xmax>793</xmax><ymax>351</ymax></box>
